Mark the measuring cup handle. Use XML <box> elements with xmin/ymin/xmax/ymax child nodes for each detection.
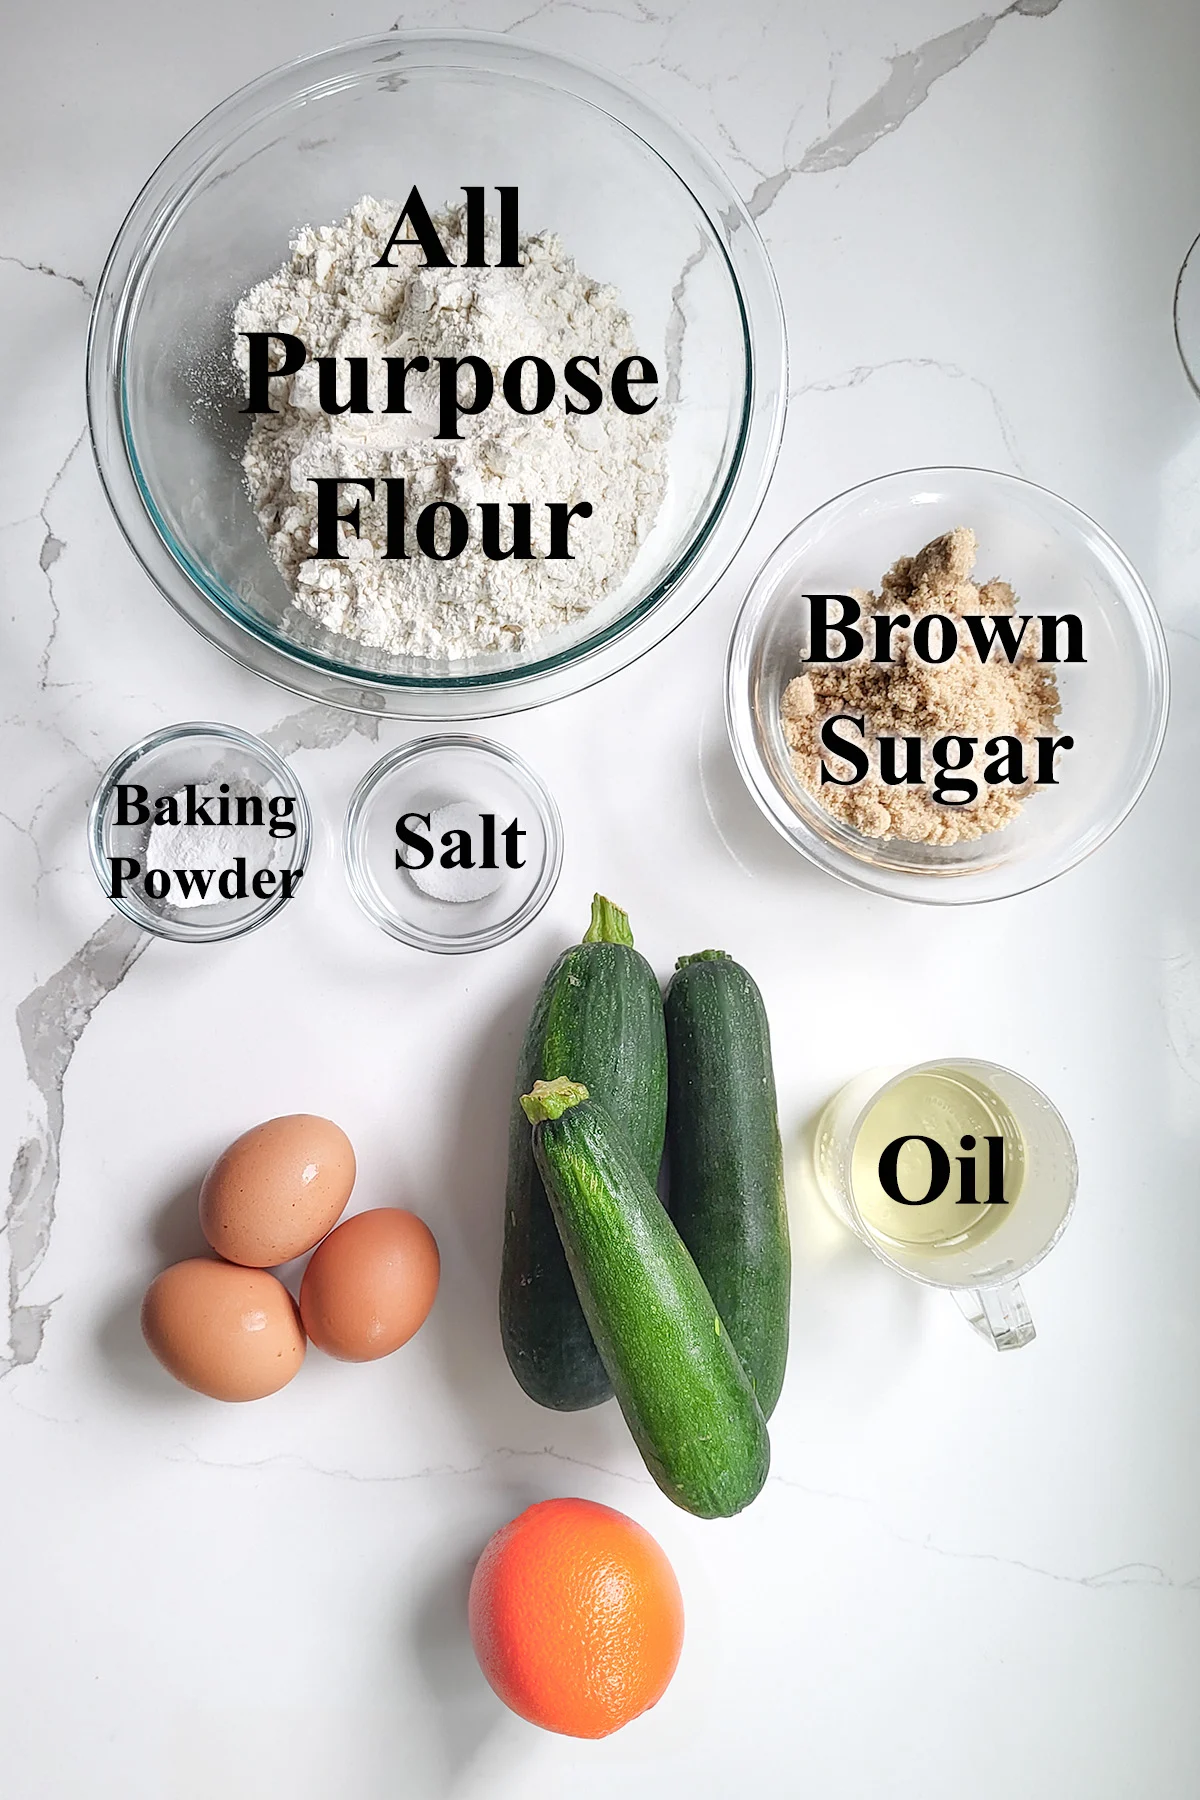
<box><xmin>953</xmin><ymin>1281</ymin><xmax>1036</xmax><ymax>1351</ymax></box>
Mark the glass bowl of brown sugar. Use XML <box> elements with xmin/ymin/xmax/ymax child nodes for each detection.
<box><xmin>725</xmin><ymin>467</ymin><xmax>1169</xmax><ymax>905</ymax></box>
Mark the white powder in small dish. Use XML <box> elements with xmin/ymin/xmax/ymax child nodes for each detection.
<box><xmin>407</xmin><ymin>803</ymin><xmax>508</xmax><ymax>905</ymax></box>
<box><xmin>143</xmin><ymin>790</ymin><xmax>291</xmax><ymax>909</ymax></box>
<box><xmin>233</xmin><ymin>196</ymin><xmax>671</xmax><ymax>660</ymax></box>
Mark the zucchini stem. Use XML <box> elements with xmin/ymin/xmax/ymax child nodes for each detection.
<box><xmin>676</xmin><ymin>949</ymin><xmax>730</xmax><ymax>969</ymax></box>
<box><xmin>583</xmin><ymin>894</ymin><xmax>634</xmax><ymax>948</ymax></box>
<box><xmin>521</xmin><ymin>1077</ymin><xmax>589</xmax><ymax>1123</ymax></box>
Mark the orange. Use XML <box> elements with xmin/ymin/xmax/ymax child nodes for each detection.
<box><xmin>468</xmin><ymin>1497</ymin><xmax>684</xmax><ymax>1739</ymax></box>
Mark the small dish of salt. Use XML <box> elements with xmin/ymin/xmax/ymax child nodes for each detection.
<box><xmin>343</xmin><ymin>737</ymin><xmax>562</xmax><ymax>953</ymax></box>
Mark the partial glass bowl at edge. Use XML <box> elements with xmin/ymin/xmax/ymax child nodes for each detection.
<box><xmin>86</xmin><ymin>30</ymin><xmax>787</xmax><ymax>719</ymax></box>
<box><xmin>725</xmin><ymin>467</ymin><xmax>1170</xmax><ymax>905</ymax></box>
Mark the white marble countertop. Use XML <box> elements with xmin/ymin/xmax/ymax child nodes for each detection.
<box><xmin>4</xmin><ymin>2</ymin><xmax>1200</xmax><ymax>1794</ymax></box>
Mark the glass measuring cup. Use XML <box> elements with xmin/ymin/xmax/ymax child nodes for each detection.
<box><xmin>813</xmin><ymin>1059</ymin><xmax>1077</xmax><ymax>1350</ymax></box>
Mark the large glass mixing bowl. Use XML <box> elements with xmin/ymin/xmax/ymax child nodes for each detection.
<box><xmin>87</xmin><ymin>31</ymin><xmax>786</xmax><ymax>717</ymax></box>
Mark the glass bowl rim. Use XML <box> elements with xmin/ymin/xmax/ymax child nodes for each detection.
<box><xmin>87</xmin><ymin>719</ymin><xmax>314</xmax><ymax>942</ymax></box>
<box><xmin>86</xmin><ymin>28</ymin><xmax>788</xmax><ymax>715</ymax></box>
<box><xmin>341</xmin><ymin>732</ymin><xmax>564</xmax><ymax>952</ymax></box>
<box><xmin>725</xmin><ymin>463</ymin><xmax>1171</xmax><ymax>907</ymax></box>
<box><xmin>1173</xmin><ymin>226</ymin><xmax>1200</xmax><ymax>399</ymax></box>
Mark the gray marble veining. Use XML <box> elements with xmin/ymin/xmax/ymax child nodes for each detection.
<box><xmin>4</xmin><ymin>917</ymin><xmax>147</xmax><ymax>1373</ymax></box>
<box><xmin>0</xmin><ymin>702</ymin><xmax>380</xmax><ymax>1376</ymax></box>
<box><xmin>748</xmin><ymin>0</ymin><xmax>1064</xmax><ymax>212</ymax></box>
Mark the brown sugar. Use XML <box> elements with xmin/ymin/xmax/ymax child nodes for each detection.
<box><xmin>780</xmin><ymin>527</ymin><xmax>1062</xmax><ymax>845</ymax></box>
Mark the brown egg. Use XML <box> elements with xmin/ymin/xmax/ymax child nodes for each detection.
<box><xmin>199</xmin><ymin>1115</ymin><xmax>355</xmax><ymax>1267</ymax></box>
<box><xmin>141</xmin><ymin>1258</ymin><xmax>306</xmax><ymax>1401</ymax></box>
<box><xmin>299</xmin><ymin>1208</ymin><xmax>440</xmax><ymax>1362</ymax></box>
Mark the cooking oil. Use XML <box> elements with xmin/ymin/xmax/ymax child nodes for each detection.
<box><xmin>850</xmin><ymin>1064</ymin><xmax>1025</xmax><ymax>1254</ymax></box>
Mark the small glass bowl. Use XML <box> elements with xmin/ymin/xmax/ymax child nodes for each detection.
<box><xmin>726</xmin><ymin>467</ymin><xmax>1170</xmax><ymax>904</ymax></box>
<box><xmin>88</xmin><ymin>722</ymin><xmax>312</xmax><ymax>941</ymax></box>
<box><xmin>343</xmin><ymin>736</ymin><xmax>562</xmax><ymax>952</ymax></box>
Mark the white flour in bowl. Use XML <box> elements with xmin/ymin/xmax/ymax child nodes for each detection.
<box><xmin>233</xmin><ymin>196</ymin><xmax>670</xmax><ymax>660</ymax></box>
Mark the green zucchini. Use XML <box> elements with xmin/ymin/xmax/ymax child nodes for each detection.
<box><xmin>522</xmin><ymin>1078</ymin><xmax>769</xmax><ymax>1519</ymax></box>
<box><xmin>665</xmin><ymin>950</ymin><xmax>790</xmax><ymax>1418</ymax></box>
<box><xmin>500</xmin><ymin>896</ymin><xmax>667</xmax><ymax>1411</ymax></box>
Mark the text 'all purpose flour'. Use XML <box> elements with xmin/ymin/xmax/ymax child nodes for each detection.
<box><xmin>234</xmin><ymin>191</ymin><xmax>672</xmax><ymax>659</ymax></box>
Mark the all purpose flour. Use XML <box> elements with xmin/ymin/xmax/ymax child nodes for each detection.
<box><xmin>233</xmin><ymin>197</ymin><xmax>671</xmax><ymax>659</ymax></box>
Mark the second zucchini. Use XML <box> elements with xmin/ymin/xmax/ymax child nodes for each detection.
<box><xmin>665</xmin><ymin>950</ymin><xmax>791</xmax><ymax>1418</ymax></box>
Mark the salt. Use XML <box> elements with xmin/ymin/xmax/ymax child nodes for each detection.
<box><xmin>407</xmin><ymin>802</ymin><xmax>508</xmax><ymax>905</ymax></box>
